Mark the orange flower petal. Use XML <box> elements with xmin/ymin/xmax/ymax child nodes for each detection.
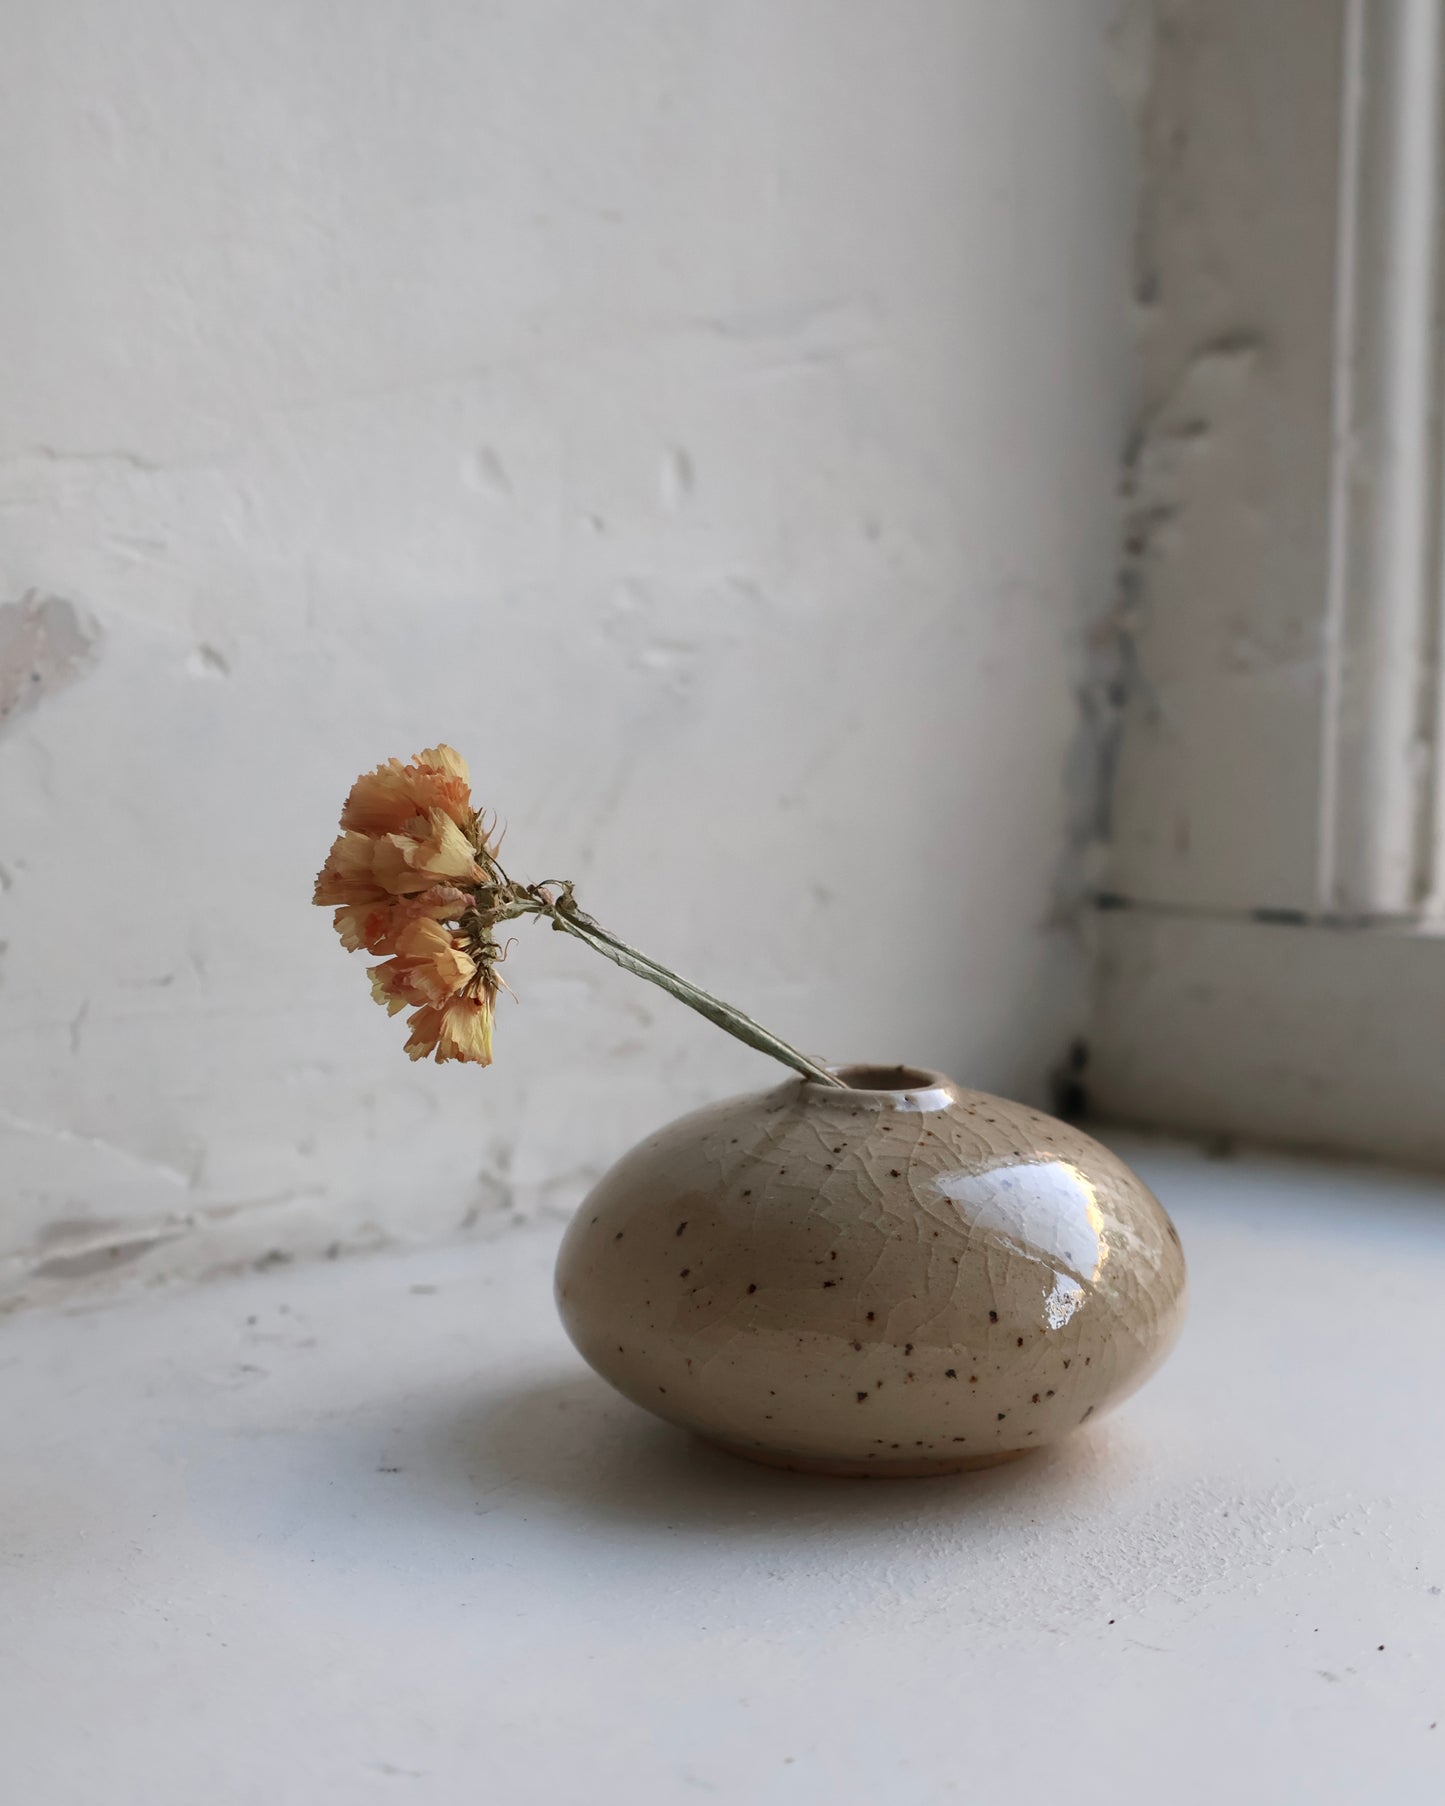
<box><xmin>368</xmin><ymin>920</ymin><xmax>477</xmax><ymax>1011</ymax></box>
<box><xmin>340</xmin><ymin>746</ymin><xmax>475</xmax><ymax>836</ymax></box>
<box><xmin>404</xmin><ymin>996</ymin><xmax>494</xmax><ymax>1065</ymax></box>
<box><xmin>366</xmin><ymin>813</ymin><xmax>483</xmax><ymax>895</ymax></box>
<box><xmin>314</xmin><ymin>831</ymin><xmax>390</xmax><ymax>906</ymax></box>
<box><xmin>333</xmin><ymin>887</ymin><xmax>470</xmax><ymax>955</ymax></box>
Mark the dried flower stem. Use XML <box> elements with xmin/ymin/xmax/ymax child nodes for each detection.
<box><xmin>316</xmin><ymin>745</ymin><xmax>846</xmax><ymax>1077</ymax></box>
<box><xmin>540</xmin><ymin>895</ymin><xmax>845</xmax><ymax>1088</ymax></box>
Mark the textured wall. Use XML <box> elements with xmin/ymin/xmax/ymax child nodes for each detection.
<box><xmin>0</xmin><ymin>0</ymin><xmax>1136</xmax><ymax>1306</ymax></box>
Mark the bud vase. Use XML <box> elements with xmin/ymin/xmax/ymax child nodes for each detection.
<box><xmin>555</xmin><ymin>1064</ymin><xmax>1186</xmax><ymax>1476</ymax></box>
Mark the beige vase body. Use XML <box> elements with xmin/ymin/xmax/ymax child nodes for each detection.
<box><xmin>555</xmin><ymin>1066</ymin><xmax>1187</xmax><ymax>1476</ymax></box>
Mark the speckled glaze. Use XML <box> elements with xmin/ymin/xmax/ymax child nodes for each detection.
<box><xmin>555</xmin><ymin>1065</ymin><xmax>1187</xmax><ymax>1475</ymax></box>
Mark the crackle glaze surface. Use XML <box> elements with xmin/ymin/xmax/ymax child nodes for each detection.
<box><xmin>555</xmin><ymin>1067</ymin><xmax>1187</xmax><ymax>1475</ymax></box>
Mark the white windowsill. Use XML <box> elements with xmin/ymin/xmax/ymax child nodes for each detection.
<box><xmin>5</xmin><ymin>1136</ymin><xmax>1444</xmax><ymax>1805</ymax></box>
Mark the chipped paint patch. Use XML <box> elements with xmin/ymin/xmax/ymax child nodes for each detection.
<box><xmin>0</xmin><ymin>593</ymin><xmax>100</xmax><ymax>734</ymax></box>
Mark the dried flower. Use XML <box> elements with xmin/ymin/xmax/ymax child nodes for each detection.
<box><xmin>315</xmin><ymin>744</ymin><xmax>842</xmax><ymax>1082</ymax></box>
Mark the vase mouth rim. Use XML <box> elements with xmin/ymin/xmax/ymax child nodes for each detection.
<box><xmin>802</xmin><ymin>1063</ymin><xmax>956</xmax><ymax>1108</ymax></box>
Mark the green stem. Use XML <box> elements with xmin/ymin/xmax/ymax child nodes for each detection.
<box><xmin>544</xmin><ymin>905</ymin><xmax>844</xmax><ymax>1088</ymax></box>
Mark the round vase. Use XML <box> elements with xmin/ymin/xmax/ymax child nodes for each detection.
<box><xmin>554</xmin><ymin>1064</ymin><xmax>1187</xmax><ymax>1476</ymax></box>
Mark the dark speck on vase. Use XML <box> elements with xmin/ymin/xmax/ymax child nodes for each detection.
<box><xmin>889</xmin><ymin>1169</ymin><xmax>901</xmax><ymax>1178</ymax></box>
<box><xmin>989</xmin><ymin>1310</ymin><xmax>998</xmax><ymax>1323</ymax></box>
<box><xmin>1017</xmin><ymin>1337</ymin><xmax>1024</xmax><ymax>1347</ymax></box>
<box><xmin>856</xmin><ymin>1392</ymin><xmax>868</xmax><ymax>1403</ymax></box>
<box><xmin>904</xmin><ymin>1343</ymin><xmax>913</xmax><ymax>1354</ymax></box>
<box><xmin>746</xmin><ymin>1283</ymin><xmax>757</xmax><ymax>1294</ymax></box>
<box><xmin>679</xmin><ymin>1268</ymin><xmax>690</xmax><ymax>1277</ymax></box>
<box><xmin>615</xmin><ymin>1232</ymin><xmax>624</xmax><ymax>1241</ymax></box>
<box><xmin>944</xmin><ymin>1368</ymin><xmax>956</xmax><ymax>1379</ymax></box>
<box><xmin>997</xmin><ymin>1412</ymin><xmax>1007</xmax><ymax>1421</ymax></box>
<box><xmin>866</xmin><ymin>1311</ymin><xmax>876</xmax><ymax>1322</ymax></box>
<box><xmin>675</xmin><ymin>1221</ymin><xmax>687</xmax><ymax>1237</ymax></box>
<box><xmin>823</xmin><ymin>1281</ymin><xmax>836</xmax><ymax>1289</ymax></box>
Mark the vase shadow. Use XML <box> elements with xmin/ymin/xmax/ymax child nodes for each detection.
<box><xmin>418</xmin><ymin>1366</ymin><xmax>1124</xmax><ymax>1543</ymax></box>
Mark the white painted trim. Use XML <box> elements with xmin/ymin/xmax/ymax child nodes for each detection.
<box><xmin>1317</xmin><ymin>0</ymin><xmax>1366</xmax><ymax>911</ymax></box>
<box><xmin>1108</xmin><ymin>1</ymin><xmax>1348</xmax><ymax>915</ymax></box>
<box><xmin>1321</xmin><ymin>0</ymin><xmax>1445</xmax><ymax>917</ymax></box>
<box><xmin>1098</xmin><ymin>0</ymin><xmax>1445</xmax><ymax>1158</ymax></box>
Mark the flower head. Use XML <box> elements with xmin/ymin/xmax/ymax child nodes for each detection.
<box><xmin>315</xmin><ymin>746</ymin><xmax>504</xmax><ymax>1065</ymax></box>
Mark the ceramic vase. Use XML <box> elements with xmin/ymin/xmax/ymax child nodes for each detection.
<box><xmin>555</xmin><ymin>1064</ymin><xmax>1186</xmax><ymax>1476</ymax></box>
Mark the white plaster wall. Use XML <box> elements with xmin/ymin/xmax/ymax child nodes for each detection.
<box><xmin>0</xmin><ymin>1</ymin><xmax>1136</xmax><ymax>1304</ymax></box>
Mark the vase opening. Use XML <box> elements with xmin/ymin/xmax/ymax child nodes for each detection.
<box><xmin>835</xmin><ymin>1063</ymin><xmax>936</xmax><ymax>1091</ymax></box>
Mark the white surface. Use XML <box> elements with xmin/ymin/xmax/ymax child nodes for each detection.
<box><xmin>5</xmin><ymin>1135</ymin><xmax>1445</xmax><ymax>1806</ymax></box>
<box><xmin>0</xmin><ymin>1</ymin><xmax>1136</xmax><ymax>1305</ymax></box>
